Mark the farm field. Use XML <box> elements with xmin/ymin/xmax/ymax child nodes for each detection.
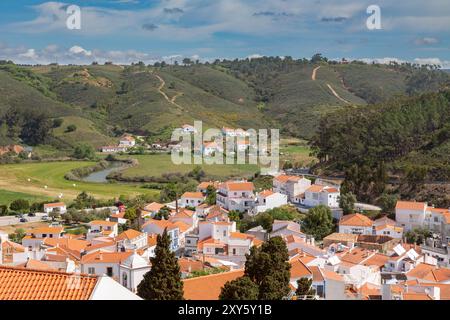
<box><xmin>0</xmin><ymin>161</ymin><xmax>158</xmax><ymax>203</ymax></box>
<box><xmin>280</xmin><ymin>138</ymin><xmax>316</xmax><ymax>166</ymax></box>
<box><xmin>119</xmin><ymin>154</ymin><xmax>261</xmax><ymax>179</ymax></box>
<box><xmin>0</xmin><ymin>189</ymin><xmax>51</xmax><ymax>206</ymax></box>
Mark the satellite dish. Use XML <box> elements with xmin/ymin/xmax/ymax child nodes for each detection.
<box><xmin>73</xmin><ymin>184</ymin><xmax>76</xmax><ymax>187</ymax></box>
<box><xmin>27</xmin><ymin>178</ymin><xmax>31</xmax><ymax>182</ymax></box>
<box><xmin>44</xmin><ymin>186</ymin><xmax>48</xmax><ymax>189</ymax></box>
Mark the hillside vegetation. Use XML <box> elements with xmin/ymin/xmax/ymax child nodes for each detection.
<box><xmin>0</xmin><ymin>57</ymin><xmax>449</xmax><ymax>150</ymax></box>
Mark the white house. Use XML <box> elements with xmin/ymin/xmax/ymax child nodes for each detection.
<box><xmin>116</xmin><ymin>229</ymin><xmax>148</xmax><ymax>251</ymax></box>
<box><xmin>142</xmin><ymin>219</ymin><xmax>180</xmax><ymax>252</ymax></box>
<box><xmin>395</xmin><ymin>201</ymin><xmax>428</xmax><ymax>232</ymax></box>
<box><xmin>373</xmin><ymin>217</ymin><xmax>404</xmax><ymax>239</ymax></box>
<box><xmin>197</xmin><ymin>220</ymin><xmax>259</xmax><ymax>260</ymax></box>
<box><xmin>22</xmin><ymin>226</ymin><xmax>64</xmax><ymax>249</ymax></box>
<box><xmin>338</xmin><ymin>213</ymin><xmax>374</xmax><ymax>235</ymax></box>
<box><xmin>181</xmin><ymin>124</ymin><xmax>198</xmax><ymax>134</ymax></box>
<box><xmin>303</xmin><ymin>185</ymin><xmax>340</xmax><ymax>208</ymax></box>
<box><xmin>252</xmin><ymin>190</ymin><xmax>288</xmax><ymax>215</ymax></box>
<box><xmin>216</xmin><ymin>181</ymin><xmax>256</xmax><ymax>213</ymax></box>
<box><xmin>43</xmin><ymin>202</ymin><xmax>67</xmax><ymax>215</ymax></box>
<box><xmin>273</xmin><ymin>175</ymin><xmax>312</xmax><ymax>203</ymax></box>
<box><xmin>203</xmin><ymin>141</ymin><xmax>223</xmax><ymax>156</ymax></box>
<box><xmin>119</xmin><ymin>135</ymin><xmax>136</xmax><ymax>147</ymax></box>
<box><xmin>80</xmin><ymin>250</ymin><xmax>150</xmax><ymax>292</ymax></box>
<box><xmin>169</xmin><ymin>208</ymin><xmax>198</xmax><ymax>229</ymax></box>
<box><xmin>87</xmin><ymin>220</ymin><xmax>119</xmax><ymax>240</ymax></box>
<box><xmin>180</xmin><ymin>192</ymin><xmax>205</xmax><ymax>208</ymax></box>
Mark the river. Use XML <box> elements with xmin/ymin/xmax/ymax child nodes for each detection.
<box><xmin>81</xmin><ymin>162</ymin><xmax>125</xmax><ymax>183</ymax></box>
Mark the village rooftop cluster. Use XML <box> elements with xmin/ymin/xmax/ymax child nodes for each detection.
<box><xmin>1</xmin><ymin>171</ymin><xmax>449</xmax><ymax>300</ymax></box>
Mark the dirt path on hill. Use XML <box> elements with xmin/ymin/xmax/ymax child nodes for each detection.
<box><xmin>326</xmin><ymin>84</ymin><xmax>351</xmax><ymax>105</ymax></box>
<box><xmin>312</xmin><ymin>66</ymin><xmax>321</xmax><ymax>80</ymax></box>
<box><xmin>153</xmin><ymin>73</ymin><xmax>184</xmax><ymax>111</ymax></box>
<box><xmin>312</xmin><ymin>65</ymin><xmax>350</xmax><ymax>105</ymax></box>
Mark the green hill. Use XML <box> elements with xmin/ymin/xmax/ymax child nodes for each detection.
<box><xmin>0</xmin><ymin>58</ymin><xmax>448</xmax><ymax>150</ymax></box>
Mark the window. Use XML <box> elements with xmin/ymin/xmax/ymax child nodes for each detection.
<box><xmin>106</xmin><ymin>267</ymin><xmax>113</xmax><ymax>277</ymax></box>
<box><xmin>122</xmin><ymin>273</ymin><xmax>128</xmax><ymax>287</ymax></box>
<box><xmin>233</xmin><ymin>248</ymin><xmax>236</xmax><ymax>255</ymax></box>
<box><xmin>88</xmin><ymin>267</ymin><xmax>95</xmax><ymax>274</ymax></box>
<box><xmin>223</xmin><ymin>230</ymin><xmax>227</xmax><ymax>237</ymax></box>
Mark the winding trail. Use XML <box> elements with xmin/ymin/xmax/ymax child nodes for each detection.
<box><xmin>326</xmin><ymin>84</ymin><xmax>351</xmax><ymax>105</ymax></box>
<box><xmin>311</xmin><ymin>66</ymin><xmax>321</xmax><ymax>80</ymax></box>
<box><xmin>311</xmin><ymin>65</ymin><xmax>351</xmax><ymax>105</ymax></box>
<box><xmin>153</xmin><ymin>73</ymin><xmax>184</xmax><ymax>111</ymax></box>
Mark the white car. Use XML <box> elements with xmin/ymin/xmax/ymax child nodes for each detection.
<box><xmin>41</xmin><ymin>215</ymin><xmax>49</xmax><ymax>221</ymax></box>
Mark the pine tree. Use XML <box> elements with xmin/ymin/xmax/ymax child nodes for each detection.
<box><xmin>137</xmin><ymin>228</ymin><xmax>184</xmax><ymax>300</ymax></box>
<box><xmin>219</xmin><ymin>276</ymin><xmax>259</xmax><ymax>300</ymax></box>
<box><xmin>244</xmin><ymin>237</ymin><xmax>291</xmax><ymax>300</ymax></box>
<box><xmin>295</xmin><ymin>278</ymin><xmax>316</xmax><ymax>298</ymax></box>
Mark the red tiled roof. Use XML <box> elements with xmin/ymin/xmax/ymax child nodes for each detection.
<box><xmin>0</xmin><ymin>266</ymin><xmax>98</xmax><ymax>300</ymax></box>
<box><xmin>396</xmin><ymin>201</ymin><xmax>427</xmax><ymax>211</ymax></box>
<box><xmin>183</xmin><ymin>270</ymin><xmax>244</xmax><ymax>300</ymax></box>
<box><xmin>339</xmin><ymin>213</ymin><xmax>373</xmax><ymax>227</ymax></box>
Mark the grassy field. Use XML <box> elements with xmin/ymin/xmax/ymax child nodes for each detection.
<box><xmin>0</xmin><ymin>161</ymin><xmax>158</xmax><ymax>203</ymax></box>
<box><xmin>0</xmin><ymin>221</ymin><xmax>49</xmax><ymax>234</ymax></box>
<box><xmin>280</xmin><ymin>138</ymin><xmax>316</xmax><ymax>166</ymax></box>
<box><xmin>119</xmin><ymin>154</ymin><xmax>261</xmax><ymax>179</ymax></box>
<box><xmin>0</xmin><ymin>189</ymin><xmax>51</xmax><ymax>206</ymax></box>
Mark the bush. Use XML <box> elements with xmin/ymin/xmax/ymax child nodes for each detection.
<box><xmin>65</xmin><ymin>124</ymin><xmax>77</xmax><ymax>133</ymax></box>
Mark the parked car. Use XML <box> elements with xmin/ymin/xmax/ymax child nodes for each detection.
<box><xmin>19</xmin><ymin>218</ymin><xmax>28</xmax><ymax>223</ymax></box>
<box><xmin>41</xmin><ymin>215</ymin><xmax>49</xmax><ymax>221</ymax></box>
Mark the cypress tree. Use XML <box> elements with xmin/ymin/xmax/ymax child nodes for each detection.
<box><xmin>244</xmin><ymin>236</ymin><xmax>291</xmax><ymax>300</ymax></box>
<box><xmin>137</xmin><ymin>228</ymin><xmax>184</xmax><ymax>300</ymax></box>
<box><xmin>219</xmin><ymin>276</ymin><xmax>259</xmax><ymax>300</ymax></box>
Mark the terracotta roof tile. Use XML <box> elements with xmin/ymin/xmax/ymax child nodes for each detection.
<box><xmin>339</xmin><ymin>213</ymin><xmax>373</xmax><ymax>227</ymax></box>
<box><xmin>183</xmin><ymin>270</ymin><xmax>244</xmax><ymax>300</ymax></box>
<box><xmin>0</xmin><ymin>266</ymin><xmax>98</xmax><ymax>300</ymax></box>
<box><xmin>396</xmin><ymin>201</ymin><xmax>427</xmax><ymax>211</ymax></box>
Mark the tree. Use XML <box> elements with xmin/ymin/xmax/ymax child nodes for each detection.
<box><xmin>49</xmin><ymin>208</ymin><xmax>61</xmax><ymax>221</ymax></box>
<box><xmin>405</xmin><ymin>228</ymin><xmax>431</xmax><ymax>245</ymax></box>
<box><xmin>219</xmin><ymin>276</ymin><xmax>259</xmax><ymax>300</ymax></box>
<box><xmin>379</xmin><ymin>193</ymin><xmax>398</xmax><ymax>214</ymax></box>
<box><xmin>205</xmin><ymin>185</ymin><xmax>216</xmax><ymax>205</ymax></box>
<box><xmin>302</xmin><ymin>205</ymin><xmax>334</xmax><ymax>240</ymax></box>
<box><xmin>52</xmin><ymin>118</ymin><xmax>64</xmax><ymax>128</ymax></box>
<box><xmin>0</xmin><ymin>205</ymin><xmax>8</xmax><ymax>216</ymax></box>
<box><xmin>124</xmin><ymin>207</ymin><xmax>138</xmax><ymax>222</ymax></box>
<box><xmin>72</xmin><ymin>144</ymin><xmax>96</xmax><ymax>160</ymax></box>
<box><xmin>255</xmin><ymin>212</ymin><xmax>274</xmax><ymax>231</ymax></box>
<box><xmin>73</xmin><ymin>191</ymin><xmax>96</xmax><ymax>209</ymax></box>
<box><xmin>244</xmin><ymin>237</ymin><xmax>291</xmax><ymax>300</ymax></box>
<box><xmin>295</xmin><ymin>278</ymin><xmax>316</xmax><ymax>298</ymax></box>
<box><xmin>30</xmin><ymin>202</ymin><xmax>44</xmax><ymax>213</ymax></box>
<box><xmin>61</xmin><ymin>211</ymin><xmax>73</xmax><ymax>224</ymax></box>
<box><xmin>339</xmin><ymin>192</ymin><xmax>357</xmax><ymax>215</ymax></box>
<box><xmin>137</xmin><ymin>229</ymin><xmax>184</xmax><ymax>300</ymax></box>
<box><xmin>9</xmin><ymin>199</ymin><xmax>30</xmax><ymax>213</ymax></box>
<box><xmin>9</xmin><ymin>228</ymin><xmax>26</xmax><ymax>243</ymax></box>
<box><xmin>155</xmin><ymin>206</ymin><xmax>170</xmax><ymax>220</ymax></box>
<box><xmin>66</xmin><ymin>124</ymin><xmax>77</xmax><ymax>132</ymax></box>
<box><xmin>182</xmin><ymin>58</ymin><xmax>192</xmax><ymax>66</ymax></box>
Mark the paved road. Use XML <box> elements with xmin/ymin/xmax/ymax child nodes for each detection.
<box><xmin>0</xmin><ymin>215</ymin><xmax>44</xmax><ymax>227</ymax></box>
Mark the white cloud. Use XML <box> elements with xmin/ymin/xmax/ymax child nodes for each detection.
<box><xmin>247</xmin><ymin>54</ymin><xmax>264</xmax><ymax>60</ymax></box>
<box><xmin>69</xmin><ymin>45</ymin><xmax>92</xmax><ymax>56</ymax></box>
<box><xmin>414</xmin><ymin>37</ymin><xmax>439</xmax><ymax>46</ymax></box>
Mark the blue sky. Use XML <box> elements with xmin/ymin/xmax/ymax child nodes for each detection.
<box><xmin>1</xmin><ymin>0</ymin><xmax>449</xmax><ymax>66</ymax></box>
